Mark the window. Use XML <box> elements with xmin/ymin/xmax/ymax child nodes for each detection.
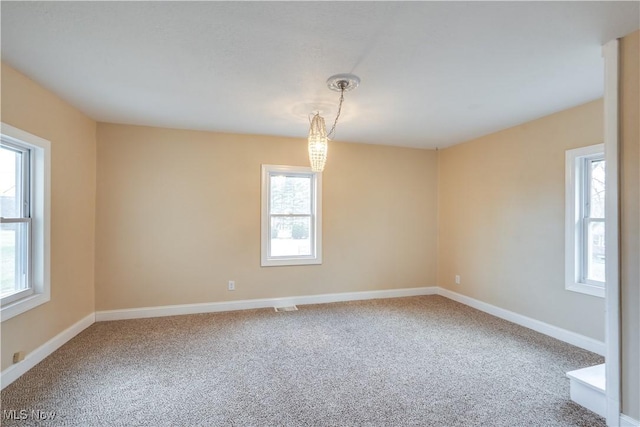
<box><xmin>1</xmin><ymin>141</ymin><xmax>31</xmax><ymax>304</ymax></box>
<box><xmin>261</xmin><ymin>165</ymin><xmax>322</xmax><ymax>266</ymax></box>
<box><xmin>1</xmin><ymin>123</ymin><xmax>50</xmax><ymax>321</ymax></box>
<box><xmin>565</xmin><ymin>144</ymin><xmax>605</xmax><ymax>297</ymax></box>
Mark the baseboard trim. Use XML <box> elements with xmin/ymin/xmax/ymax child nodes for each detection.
<box><xmin>96</xmin><ymin>287</ymin><xmax>605</xmax><ymax>355</ymax></box>
<box><xmin>436</xmin><ymin>288</ymin><xmax>605</xmax><ymax>356</ymax></box>
<box><xmin>2</xmin><ymin>287</ymin><xmax>608</xmax><ymax>395</ymax></box>
<box><xmin>620</xmin><ymin>414</ymin><xmax>640</xmax><ymax>427</ymax></box>
<box><xmin>95</xmin><ymin>286</ymin><xmax>439</xmax><ymax>321</ymax></box>
<box><xmin>1</xmin><ymin>312</ymin><xmax>95</xmax><ymax>390</ymax></box>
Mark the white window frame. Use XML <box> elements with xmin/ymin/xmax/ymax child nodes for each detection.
<box><xmin>565</xmin><ymin>143</ymin><xmax>605</xmax><ymax>298</ymax></box>
<box><xmin>261</xmin><ymin>165</ymin><xmax>322</xmax><ymax>267</ymax></box>
<box><xmin>1</xmin><ymin>140</ymin><xmax>32</xmax><ymax>306</ymax></box>
<box><xmin>1</xmin><ymin>123</ymin><xmax>51</xmax><ymax>321</ymax></box>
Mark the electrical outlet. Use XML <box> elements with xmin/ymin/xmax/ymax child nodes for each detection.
<box><xmin>455</xmin><ymin>275</ymin><xmax>461</xmax><ymax>285</ymax></box>
<box><xmin>228</xmin><ymin>280</ymin><xmax>235</xmax><ymax>291</ymax></box>
<box><xmin>13</xmin><ymin>351</ymin><xmax>25</xmax><ymax>363</ymax></box>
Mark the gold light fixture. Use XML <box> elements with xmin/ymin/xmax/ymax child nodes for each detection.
<box><xmin>308</xmin><ymin>74</ymin><xmax>360</xmax><ymax>172</ymax></box>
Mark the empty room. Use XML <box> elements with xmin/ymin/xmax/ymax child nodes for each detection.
<box><xmin>1</xmin><ymin>2</ymin><xmax>638</xmax><ymax>426</ymax></box>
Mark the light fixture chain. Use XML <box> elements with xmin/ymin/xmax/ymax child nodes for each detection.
<box><xmin>326</xmin><ymin>86</ymin><xmax>345</xmax><ymax>140</ymax></box>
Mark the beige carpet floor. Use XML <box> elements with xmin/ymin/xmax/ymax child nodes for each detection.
<box><xmin>1</xmin><ymin>295</ymin><xmax>605</xmax><ymax>426</ymax></box>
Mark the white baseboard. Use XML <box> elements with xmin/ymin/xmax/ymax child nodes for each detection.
<box><xmin>620</xmin><ymin>414</ymin><xmax>640</xmax><ymax>427</ymax></box>
<box><xmin>1</xmin><ymin>312</ymin><xmax>95</xmax><ymax>390</ymax></box>
<box><xmin>96</xmin><ymin>287</ymin><xmax>605</xmax><ymax>355</ymax></box>
<box><xmin>2</xmin><ymin>286</ymin><xmax>608</xmax><ymax>399</ymax></box>
<box><xmin>95</xmin><ymin>286</ymin><xmax>439</xmax><ymax>321</ymax></box>
<box><xmin>436</xmin><ymin>288</ymin><xmax>605</xmax><ymax>356</ymax></box>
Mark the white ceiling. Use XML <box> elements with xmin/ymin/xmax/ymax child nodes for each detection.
<box><xmin>2</xmin><ymin>2</ymin><xmax>638</xmax><ymax>149</ymax></box>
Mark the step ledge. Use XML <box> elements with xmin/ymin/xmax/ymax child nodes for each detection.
<box><xmin>566</xmin><ymin>363</ymin><xmax>606</xmax><ymax>393</ymax></box>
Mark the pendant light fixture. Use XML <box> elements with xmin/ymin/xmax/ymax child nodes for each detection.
<box><xmin>308</xmin><ymin>74</ymin><xmax>360</xmax><ymax>172</ymax></box>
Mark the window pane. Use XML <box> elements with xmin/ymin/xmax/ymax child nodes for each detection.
<box><xmin>586</xmin><ymin>221</ymin><xmax>605</xmax><ymax>283</ymax></box>
<box><xmin>1</xmin><ymin>221</ymin><xmax>29</xmax><ymax>296</ymax></box>
<box><xmin>270</xmin><ymin>175</ymin><xmax>311</xmax><ymax>215</ymax></box>
<box><xmin>589</xmin><ymin>159</ymin><xmax>605</xmax><ymax>218</ymax></box>
<box><xmin>0</xmin><ymin>146</ymin><xmax>23</xmax><ymax>218</ymax></box>
<box><xmin>270</xmin><ymin>216</ymin><xmax>311</xmax><ymax>257</ymax></box>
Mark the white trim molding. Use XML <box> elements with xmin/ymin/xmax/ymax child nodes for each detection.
<box><xmin>95</xmin><ymin>286</ymin><xmax>604</xmax><ymax>356</ymax></box>
<box><xmin>620</xmin><ymin>414</ymin><xmax>640</xmax><ymax>427</ymax></box>
<box><xmin>438</xmin><ymin>288</ymin><xmax>605</xmax><ymax>355</ymax></box>
<box><xmin>564</xmin><ymin>143</ymin><xmax>605</xmax><ymax>298</ymax></box>
<box><xmin>96</xmin><ymin>287</ymin><xmax>439</xmax><ymax>321</ymax></box>
<box><xmin>260</xmin><ymin>164</ymin><xmax>322</xmax><ymax>267</ymax></box>
<box><xmin>0</xmin><ymin>287</ymin><xmax>613</xmax><ymax>407</ymax></box>
<box><xmin>567</xmin><ymin>364</ymin><xmax>606</xmax><ymax>418</ymax></box>
<box><xmin>602</xmin><ymin>38</ymin><xmax>621</xmax><ymax>427</ymax></box>
<box><xmin>0</xmin><ymin>313</ymin><xmax>95</xmax><ymax>390</ymax></box>
<box><xmin>0</xmin><ymin>123</ymin><xmax>51</xmax><ymax>322</ymax></box>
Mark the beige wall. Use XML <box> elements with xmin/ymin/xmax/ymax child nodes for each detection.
<box><xmin>95</xmin><ymin>124</ymin><xmax>438</xmax><ymax>310</ymax></box>
<box><xmin>3</xmin><ymin>38</ymin><xmax>636</xmax><ymax>415</ymax></box>
<box><xmin>620</xmin><ymin>30</ymin><xmax>639</xmax><ymax>420</ymax></box>
<box><xmin>0</xmin><ymin>64</ymin><xmax>96</xmax><ymax>371</ymax></box>
<box><xmin>437</xmin><ymin>99</ymin><xmax>605</xmax><ymax>341</ymax></box>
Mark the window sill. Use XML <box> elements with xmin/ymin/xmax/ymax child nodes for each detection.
<box><xmin>566</xmin><ymin>282</ymin><xmax>605</xmax><ymax>298</ymax></box>
<box><xmin>261</xmin><ymin>257</ymin><xmax>322</xmax><ymax>267</ymax></box>
<box><xmin>1</xmin><ymin>292</ymin><xmax>50</xmax><ymax>322</ymax></box>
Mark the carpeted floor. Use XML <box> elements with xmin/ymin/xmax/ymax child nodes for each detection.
<box><xmin>1</xmin><ymin>296</ymin><xmax>605</xmax><ymax>426</ymax></box>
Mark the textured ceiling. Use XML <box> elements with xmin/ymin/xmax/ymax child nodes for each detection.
<box><xmin>1</xmin><ymin>2</ymin><xmax>638</xmax><ymax>149</ymax></box>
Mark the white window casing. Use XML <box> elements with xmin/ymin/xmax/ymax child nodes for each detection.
<box><xmin>1</xmin><ymin>123</ymin><xmax>51</xmax><ymax>321</ymax></box>
<box><xmin>261</xmin><ymin>165</ymin><xmax>322</xmax><ymax>267</ymax></box>
<box><xmin>565</xmin><ymin>143</ymin><xmax>605</xmax><ymax>298</ymax></box>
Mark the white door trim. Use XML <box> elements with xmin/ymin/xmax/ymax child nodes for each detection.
<box><xmin>602</xmin><ymin>38</ymin><xmax>620</xmax><ymax>427</ymax></box>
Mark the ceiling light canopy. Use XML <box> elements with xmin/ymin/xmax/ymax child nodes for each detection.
<box><xmin>308</xmin><ymin>74</ymin><xmax>360</xmax><ymax>172</ymax></box>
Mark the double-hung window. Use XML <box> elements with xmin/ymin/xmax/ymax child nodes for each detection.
<box><xmin>1</xmin><ymin>123</ymin><xmax>50</xmax><ymax>321</ymax></box>
<box><xmin>565</xmin><ymin>144</ymin><xmax>605</xmax><ymax>297</ymax></box>
<box><xmin>261</xmin><ymin>165</ymin><xmax>322</xmax><ymax>266</ymax></box>
<box><xmin>1</xmin><ymin>140</ymin><xmax>31</xmax><ymax>304</ymax></box>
